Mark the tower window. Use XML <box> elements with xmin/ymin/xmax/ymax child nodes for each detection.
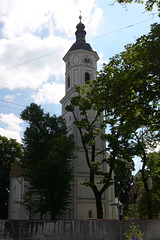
<box><xmin>89</xmin><ymin>210</ymin><xmax>92</xmax><ymax>218</ymax></box>
<box><xmin>67</xmin><ymin>76</ymin><xmax>70</xmax><ymax>88</ymax></box>
<box><xmin>85</xmin><ymin>72</ymin><xmax>90</xmax><ymax>83</ymax></box>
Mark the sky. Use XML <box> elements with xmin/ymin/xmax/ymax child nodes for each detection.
<box><xmin>0</xmin><ymin>0</ymin><xmax>159</xmax><ymax>171</ymax></box>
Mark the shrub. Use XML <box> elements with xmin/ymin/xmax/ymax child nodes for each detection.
<box><xmin>124</xmin><ymin>223</ymin><xmax>143</xmax><ymax>240</ymax></box>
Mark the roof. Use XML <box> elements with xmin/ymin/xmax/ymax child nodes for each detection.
<box><xmin>69</xmin><ymin>41</ymin><xmax>93</xmax><ymax>52</ymax></box>
<box><xmin>68</xmin><ymin>17</ymin><xmax>93</xmax><ymax>53</ymax></box>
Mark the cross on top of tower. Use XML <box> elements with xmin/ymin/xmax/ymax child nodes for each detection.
<box><xmin>79</xmin><ymin>11</ymin><xmax>82</xmax><ymax>22</ymax></box>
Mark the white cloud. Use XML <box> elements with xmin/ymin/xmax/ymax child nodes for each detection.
<box><xmin>0</xmin><ymin>128</ymin><xmax>22</xmax><ymax>143</ymax></box>
<box><xmin>32</xmin><ymin>82</ymin><xmax>65</xmax><ymax>105</ymax></box>
<box><xmin>0</xmin><ymin>0</ymin><xmax>54</xmax><ymax>39</ymax></box>
<box><xmin>0</xmin><ymin>34</ymin><xmax>71</xmax><ymax>90</ymax></box>
<box><xmin>0</xmin><ymin>113</ymin><xmax>23</xmax><ymax>142</ymax></box>
<box><xmin>51</xmin><ymin>0</ymin><xmax>103</xmax><ymax>37</ymax></box>
<box><xmin>4</xmin><ymin>95</ymin><xmax>15</xmax><ymax>102</ymax></box>
<box><xmin>0</xmin><ymin>0</ymin><xmax>103</xmax><ymax>92</ymax></box>
<box><xmin>86</xmin><ymin>5</ymin><xmax>103</xmax><ymax>37</ymax></box>
<box><xmin>0</xmin><ymin>0</ymin><xmax>102</xmax><ymax>39</ymax></box>
<box><xmin>5</xmin><ymin>93</ymin><xmax>21</xmax><ymax>102</ymax></box>
<box><xmin>98</xmin><ymin>53</ymin><xmax>108</xmax><ymax>68</ymax></box>
<box><xmin>0</xmin><ymin>0</ymin><xmax>103</xmax><ymax>142</ymax></box>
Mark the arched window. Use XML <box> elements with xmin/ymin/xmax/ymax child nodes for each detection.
<box><xmin>85</xmin><ymin>72</ymin><xmax>90</xmax><ymax>83</ymax></box>
<box><xmin>67</xmin><ymin>76</ymin><xmax>70</xmax><ymax>88</ymax></box>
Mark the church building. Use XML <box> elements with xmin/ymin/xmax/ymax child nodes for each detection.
<box><xmin>60</xmin><ymin>15</ymin><xmax>118</xmax><ymax>219</ymax></box>
<box><xmin>8</xmin><ymin>16</ymin><xmax>118</xmax><ymax>220</ymax></box>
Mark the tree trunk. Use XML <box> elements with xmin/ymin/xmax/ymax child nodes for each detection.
<box><xmin>95</xmin><ymin>193</ymin><xmax>103</xmax><ymax>219</ymax></box>
<box><xmin>141</xmin><ymin>150</ymin><xmax>153</xmax><ymax>219</ymax></box>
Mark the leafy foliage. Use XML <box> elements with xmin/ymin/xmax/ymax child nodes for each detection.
<box><xmin>67</xmin><ymin>23</ymin><xmax>160</xmax><ymax>219</ymax></box>
<box><xmin>66</xmin><ymin>83</ymin><xmax>134</xmax><ymax>219</ymax></box>
<box><xmin>0</xmin><ymin>136</ymin><xmax>22</xmax><ymax>219</ymax></box>
<box><xmin>124</xmin><ymin>223</ymin><xmax>144</xmax><ymax>240</ymax></box>
<box><xmin>20</xmin><ymin>103</ymin><xmax>75</xmax><ymax>219</ymax></box>
<box><xmin>97</xmin><ymin>23</ymin><xmax>160</xmax><ymax>128</ymax></box>
<box><xmin>138</xmin><ymin>151</ymin><xmax>160</xmax><ymax>218</ymax></box>
<box><xmin>94</xmin><ymin>23</ymin><xmax>160</xmax><ymax>218</ymax></box>
<box><xmin>114</xmin><ymin>159</ymin><xmax>133</xmax><ymax>215</ymax></box>
<box><xmin>117</xmin><ymin>0</ymin><xmax>160</xmax><ymax>13</ymax></box>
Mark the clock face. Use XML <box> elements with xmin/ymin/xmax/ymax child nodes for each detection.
<box><xmin>82</xmin><ymin>56</ymin><xmax>93</xmax><ymax>66</ymax></box>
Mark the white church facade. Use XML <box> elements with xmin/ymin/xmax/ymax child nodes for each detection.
<box><xmin>8</xmin><ymin>17</ymin><xmax>118</xmax><ymax>220</ymax></box>
<box><xmin>60</xmin><ymin>16</ymin><xmax>117</xmax><ymax>220</ymax></box>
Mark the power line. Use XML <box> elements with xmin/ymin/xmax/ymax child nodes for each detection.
<box><xmin>0</xmin><ymin>104</ymin><xmax>23</xmax><ymax>111</ymax></box>
<box><xmin>0</xmin><ymin>99</ymin><xmax>60</xmax><ymax>116</ymax></box>
<box><xmin>0</xmin><ymin>99</ymin><xmax>26</xmax><ymax>108</ymax></box>
<box><xmin>89</xmin><ymin>17</ymin><xmax>159</xmax><ymax>41</ymax></box>
<box><xmin>0</xmin><ymin>82</ymin><xmax>64</xmax><ymax>97</ymax></box>
<box><xmin>0</xmin><ymin>48</ymin><xmax>67</xmax><ymax>73</ymax></box>
<box><xmin>0</xmin><ymin>16</ymin><xmax>159</xmax><ymax>73</ymax></box>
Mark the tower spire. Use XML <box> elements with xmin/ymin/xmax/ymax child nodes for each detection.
<box><xmin>75</xmin><ymin>13</ymin><xmax>86</xmax><ymax>42</ymax></box>
<box><xmin>66</xmin><ymin>14</ymin><xmax>93</xmax><ymax>52</ymax></box>
<box><xmin>79</xmin><ymin>11</ymin><xmax>82</xmax><ymax>22</ymax></box>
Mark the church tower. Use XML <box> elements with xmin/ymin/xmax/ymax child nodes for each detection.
<box><xmin>60</xmin><ymin>16</ymin><xmax>117</xmax><ymax>219</ymax></box>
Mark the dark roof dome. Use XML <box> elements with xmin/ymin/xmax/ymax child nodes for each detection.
<box><xmin>76</xmin><ymin>21</ymin><xmax>85</xmax><ymax>30</ymax></box>
<box><xmin>69</xmin><ymin>41</ymin><xmax>93</xmax><ymax>51</ymax></box>
<box><xmin>68</xmin><ymin>15</ymin><xmax>93</xmax><ymax>52</ymax></box>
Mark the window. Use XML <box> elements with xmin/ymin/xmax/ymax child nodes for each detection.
<box><xmin>85</xmin><ymin>72</ymin><xmax>90</xmax><ymax>83</ymax></box>
<box><xmin>67</xmin><ymin>76</ymin><xmax>70</xmax><ymax>88</ymax></box>
<box><xmin>89</xmin><ymin>210</ymin><xmax>92</xmax><ymax>218</ymax></box>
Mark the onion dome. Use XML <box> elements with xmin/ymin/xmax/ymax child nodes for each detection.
<box><xmin>69</xmin><ymin>15</ymin><xmax>93</xmax><ymax>52</ymax></box>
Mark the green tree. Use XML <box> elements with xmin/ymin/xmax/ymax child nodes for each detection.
<box><xmin>114</xmin><ymin>159</ymin><xmax>133</xmax><ymax>216</ymax></box>
<box><xmin>138</xmin><ymin>151</ymin><xmax>160</xmax><ymax>218</ymax></box>
<box><xmin>116</xmin><ymin>0</ymin><xmax>160</xmax><ymax>12</ymax></box>
<box><xmin>105</xmin><ymin>122</ymin><xmax>134</xmax><ymax>217</ymax></box>
<box><xmin>20</xmin><ymin>103</ymin><xmax>75</xmax><ymax>220</ymax></box>
<box><xmin>67</xmin><ymin>23</ymin><xmax>160</xmax><ymax>219</ymax></box>
<box><xmin>93</xmin><ymin>23</ymin><xmax>160</xmax><ymax>218</ymax></box>
<box><xmin>0</xmin><ymin>136</ymin><xmax>22</xmax><ymax>219</ymax></box>
<box><xmin>66</xmin><ymin>85</ymin><xmax>134</xmax><ymax>219</ymax></box>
